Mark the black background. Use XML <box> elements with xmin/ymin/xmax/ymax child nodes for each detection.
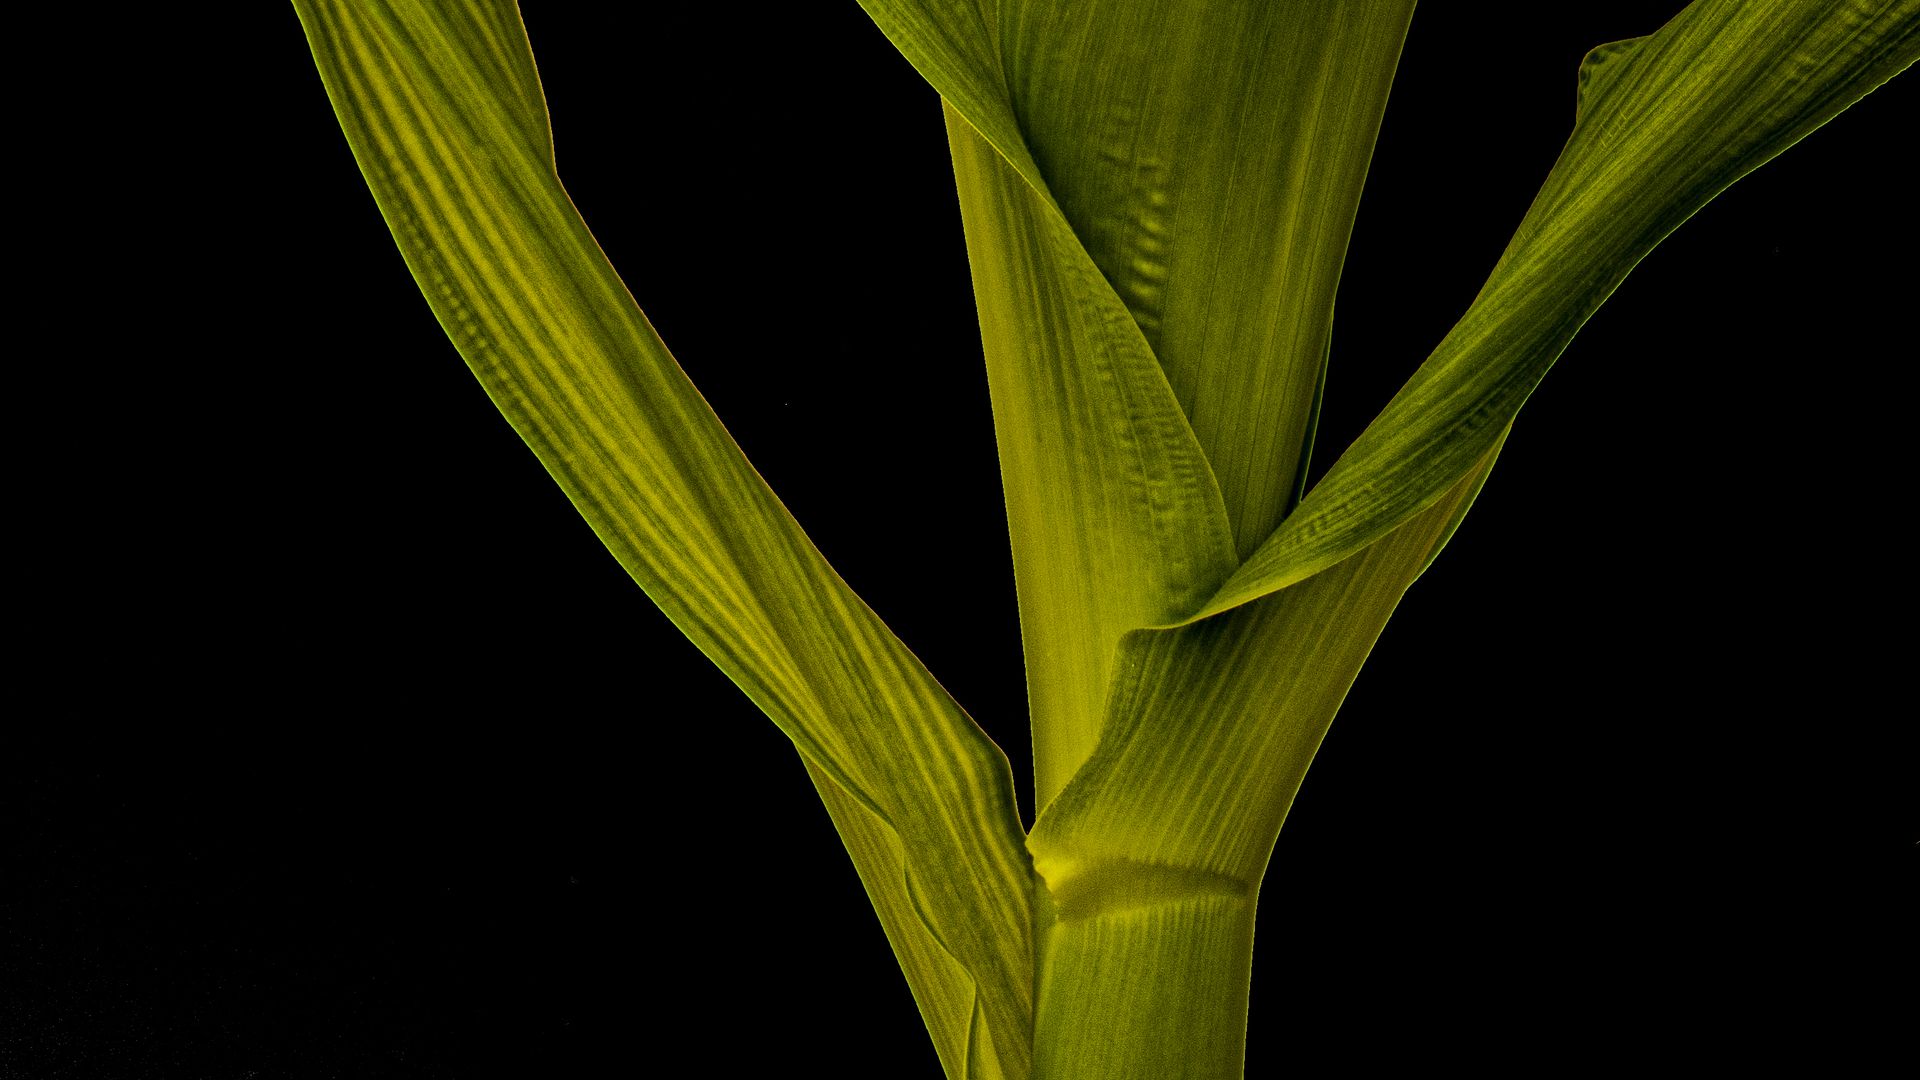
<box><xmin>9</xmin><ymin>4</ymin><xmax>1913</xmax><ymax>1077</ymax></box>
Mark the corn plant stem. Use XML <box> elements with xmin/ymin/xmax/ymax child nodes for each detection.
<box><xmin>287</xmin><ymin>4</ymin><xmax>1920</xmax><ymax>1077</ymax></box>
<box><xmin>1031</xmin><ymin>891</ymin><xmax>1257</xmax><ymax>1080</ymax></box>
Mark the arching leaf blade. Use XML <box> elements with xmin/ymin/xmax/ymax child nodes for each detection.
<box><xmin>1192</xmin><ymin>0</ymin><xmax>1920</xmax><ymax>624</ymax></box>
<box><xmin>291</xmin><ymin>4</ymin><xmax>1032</xmax><ymax>1075</ymax></box>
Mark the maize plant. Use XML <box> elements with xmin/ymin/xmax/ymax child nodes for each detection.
<box><xmin>293</xmin><ymin>2</ymin><xmax>1916</xmax><ymax>1077</ymax></box>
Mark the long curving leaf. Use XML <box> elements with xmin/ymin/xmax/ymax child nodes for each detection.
<box><xmin>1188</xmin><ymin>0</ymin><xmax>1920</xmax><ymax>623</ymax></box>
<box><xmin>289</xmin><ymin>4</ymin><xmax>1032</xmax><ymax>1076</ymax></box>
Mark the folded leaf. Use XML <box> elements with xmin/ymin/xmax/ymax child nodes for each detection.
<box><xmin>991</xmin><ymin>1</ymin><xmax>1417</xmax><ymax>554</ymax></box>
<box><xmin>1022</xmin><ymin>448</ymin><xmax>1501</xmax><ymax>1078</ymax></box>
<box><xmin>878</xmin><ymin>1</ymin><xmax>1419</xmax><ymax>809</ymax></box>
<box><xmin>946</xmin><ymin>102</ymin><xmax>1237</xmax><ymax>809</ymax></box>
<box><xmin>291</xmin><ymin>4</ymin><xmax>1031</xmax><ymax>1076</ymax></box>
<box><xmin>1027</xmin><ymin>447</ymin><xmax>1498</xmax><ymax>890</ymax></box>
<box><xmin>1194</xmin><ymin>0</ymin><xmax>1920</xmax><ymax>622</ymax></box>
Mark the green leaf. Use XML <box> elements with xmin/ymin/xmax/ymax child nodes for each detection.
<box><xmin>987</xmin><ymin>1</ymin><xmax>1417</xmax><ymax>554</ymax></box>
<box><xmin>1575</xmin><ymin>35</ymin><xmax>1648</xmax><ymax>123</ymax></box>
<box><xmin>1190</xmin><ymin>0</ymin><xmax>1920</xmax><ymax>623</ymax></box>
<box><xmin>289</xmin><ymin>4</ymin><xmax>1031</xmax><ymax>1076</ymax></box>
<box><xmin>1020</xmin><ymin>448</ymin><xmax>1497</xmax><ymax>1078</ymax></box>
<box><xmin>1026</xmin><ymin>449</ymin><xmax>1498</xmax><ymax>891</ymax></box>
<box><xmin>1020</xmin><ymin>0</ymin><xmax>1917</xmax><ymax>963</ymax></box>
<box><xmin>945</xmin><ymin>101</ymin><xmax>1237</xmax><ymax>809</ymax></box>
<box><xmin>875</xmin><ymin>1</ymin><xmax>1419</xmax><ymax>807</ymax></box>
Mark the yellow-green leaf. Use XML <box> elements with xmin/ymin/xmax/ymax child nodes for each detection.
<box><xmin>1027</xmin><ymin>451</ymin><xmax>1498</xmax><ymax>890</ymax></box>
<box><xmin>990</xmin><ymin>1</ymin><xmax>1417</xmax><ymax>554</ymax></box>
<box><xmin>1022</xmin><ymin>449</ymin><xmax>1498</xmax><ymax>1078</ymax></box>
<box><xmin>946</xmin><ymin>101</ymin><xmax>1236</xmax><ymax>809</ymax></box>
<box><xmin>1194</xmin><ymin>0</ymin><xmax>1920</xmax><ymax>622</ymax></box>
<box><xmin>290</xmin><ymin>4</ymin><xmax>1031</xmax><ymax>1076</ymax></box>
<box><xmin>874</xmin><ymin>1</ymin><xmax>1421</xmax><ymax>809</ymax></box>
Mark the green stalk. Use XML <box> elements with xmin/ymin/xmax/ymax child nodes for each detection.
<box><xmin>1032</xmin><ymin>891</ymin><xmax>1256</xmax><ymax>1080</ymax></box>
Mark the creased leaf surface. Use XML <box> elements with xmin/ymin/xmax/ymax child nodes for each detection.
<box><xmin>291</xmin><ymin>5</ymin><xmax>1032</xmax><ymax>1076</ymax></box>
<box><xmin>1196</xmin><ymin>1</ymin><xmax>1920</xmax><ymax>622</ymax></box>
